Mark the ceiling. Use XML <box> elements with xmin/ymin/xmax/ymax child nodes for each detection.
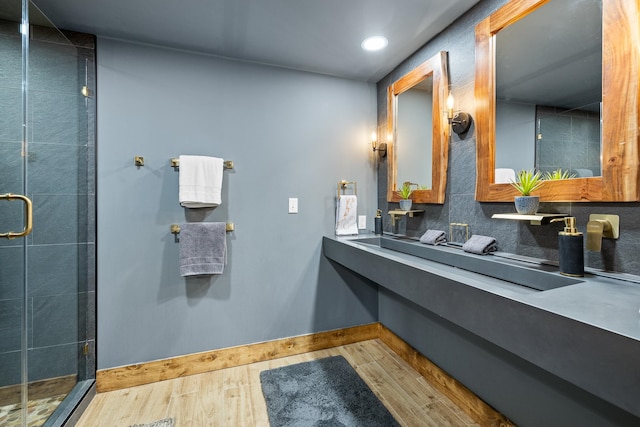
<box><xmin>30</xmin><ymin>0</ymin><xmax>480</xmax><ymax>82</ymax></box>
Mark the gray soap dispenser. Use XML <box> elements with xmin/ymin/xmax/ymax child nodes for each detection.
<box><xmin>374</xmin><ymin>209</ymin><xmax>383</xmax><ymax>235</ymax></box>
<box><xmin>551</xmin><ymin>216</ymin><xmax>584</xmax><ymax>277</ymax></box>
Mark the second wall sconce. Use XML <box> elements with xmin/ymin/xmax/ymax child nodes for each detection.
<box><xmin>446</xmin><ymin>94</ymin><xmax>471</xmax><ymax>135</ymax></box>
<box><xmin>371</xmin><ymin>131</ymin><xmax>387</xmax><ymax>159</ymax></box>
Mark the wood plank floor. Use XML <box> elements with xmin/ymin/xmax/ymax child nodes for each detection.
<box><xmin>76</xmin><ymin>339</ymin><xmax>480</xmax><ymax>426</ymax></box>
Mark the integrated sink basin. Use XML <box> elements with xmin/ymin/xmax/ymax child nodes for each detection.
<box><xmin>349</xmin><ymin>236</ymin><xmax>583</xmax><ymax>291</ymax></box>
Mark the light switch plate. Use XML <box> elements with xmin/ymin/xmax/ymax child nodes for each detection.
<box><xmin>288</xmin><ymin>198</ymin><xmax>298</xmax><ymax>214</ymax></box>
<box><xmin>358</xmin><ymin>215</ymin><xmax>366</xmax><ymax>229</ymax></box>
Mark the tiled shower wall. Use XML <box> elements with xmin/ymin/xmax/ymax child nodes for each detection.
<box><xmin>0</xmin><ymin>21</ymin><xmax>96</xmax><ymax>386</ymax></box>
<box><xmin>536</xmin><ymin>105</ymin><xmax>601</xmax><ymax>177</ymax></box>
<box><xmin>377</xmin><ymin>0</ymin><xmax>640</xmax><ymax>276</ymax></box>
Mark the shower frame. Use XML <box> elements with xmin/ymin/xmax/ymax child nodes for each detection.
<box><xmin>0</xmin><ymin>1</ymin><xmax>97</xmax><ymax>425</ymax></box>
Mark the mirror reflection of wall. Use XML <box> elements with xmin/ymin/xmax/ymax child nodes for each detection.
<box><xmin>396</xmin><ymin>76</ymin><xmax>433</xmax><ymax>190</ymax></box>
<box><xmin>494</xmin><ymin>0</ymin><xmax>602</xmax><ymax>178</ymax></box>
<box><xmin>495</xmin><ymin>101</ymin><xmax>535</xmax><ymax>174</ymax></box>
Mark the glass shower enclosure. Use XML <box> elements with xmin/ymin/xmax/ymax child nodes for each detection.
<box><xmin>0</xmin><ymin>0</ymin><xmax>96</xmax><ymax>425</ymax></box>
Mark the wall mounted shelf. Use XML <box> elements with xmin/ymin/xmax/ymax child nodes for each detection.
<box><xmin>388</xmin><ymin>209</ymin><xmax>424</xmax><ymax>226</ymax></box>
<box><xmin>492</xmin><ymin>213</ymin><xmax>567</xmax><ymax>225</ymax></box>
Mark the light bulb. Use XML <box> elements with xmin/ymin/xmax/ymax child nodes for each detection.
<box><xmin>446</xmin><ymin>93</ymin><xmax>455</xmax><ymax>119</ymax></box>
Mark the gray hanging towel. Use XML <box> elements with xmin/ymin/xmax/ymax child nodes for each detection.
<box><xmin>419</xmin><ymin>229</ymin><xmax>447</xmax><ymax>245</ymax></box>
<box><xmin>462</xmin><ymin>234</ymin><xmax>497</xmax><ymax>255</ymax></box>
<box><xmin>179</xmin><ymin>222</ymin><xmax>227</xmax><ymax>276</ymax></box>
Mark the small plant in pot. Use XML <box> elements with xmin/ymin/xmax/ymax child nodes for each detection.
<box><xmin>397</xmin><ymin>181</ymin><xmax>414</xmax><ymax>211</ymax></box>
<box><xmin>510</xmin><ymin>169</ymin><xmax>543</xmax><ymax>214</ymax></box>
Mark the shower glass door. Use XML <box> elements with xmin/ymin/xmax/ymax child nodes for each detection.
<box><xmin>0</xmin><ymin>1</ymin><xmax>96</xmax><ymax>426</ymax></box>
<box><xmin>1</xmin><ymin>1</ymin><xmax>31</xmax><ymax>425</ymax></box>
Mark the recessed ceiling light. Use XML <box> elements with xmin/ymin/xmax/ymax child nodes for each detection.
<box><xmin>361</xmin><ymin>36</ymin><xmax>388</xmax><ymax>51</ymax></box>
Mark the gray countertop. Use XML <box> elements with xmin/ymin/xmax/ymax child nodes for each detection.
<box><xmin>323</xmin><ymin>233</ymin><xmax>640</xmax><ymax>418</ymax></box>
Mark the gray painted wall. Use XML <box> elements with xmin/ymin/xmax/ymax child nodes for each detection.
<box><xmin>377</xmin><ymin>0</ymin><xmax>640</xmax><ymax>275</ymax></box>
<box><xmin>495</xmin><ymin>100</ymin><xmax>535</xmax><ymax>172</ymax></box>
<box><xmin>97</xmin><ymin>39</ymin><xmax>379</xmax><ymax>369</ymax></box>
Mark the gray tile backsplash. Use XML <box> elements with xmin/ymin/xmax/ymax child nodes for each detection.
<box><xmin>32</xmin><ymin>294</ymin><xmax>79</xmax><ymax>348</ymax></box>
<box><xmin>0</xmin><ymin>299</ymin><xmax>21</xmax><ymax>353</ymax></box>
<box><xmin>27</xmin><ymin>143</ymin><xmax>88</xmax><ymax>194</ymax></box>
<box><xmin>0</xmin><ymin>351</ymin><xmax>20</xmax><ymax>385</ymax></box>
<box><xmin>28</xmin><ymin>40</ymin><xmax>81</xmax><ymax>93</ymax></box>
<box><xmin>27</xmin><ymin>342</ymin><xmax>77</xmax><ymax>382</ymax></box>
<box><xmin>0</xmin><ymin>247</ymin><xmax>23</xmax><ymax>300</ymax></box>
<box><xmin>0</xmin><ymin>89</ymin><xmax>22</xmax><ymax>141</ymax></box>
<box><xmin>29</xmin><ymin>91</ymin><xmax>86</xmax><ymax>144</ymax></box>
<box><xmin>26</xmin><ymin>244</ymin><xmax>84</xmax><ymax>297</ymax></box>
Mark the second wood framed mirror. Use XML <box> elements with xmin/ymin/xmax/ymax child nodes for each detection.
<box><xmin>387</xmin><ymin>51</ymin><xmax>450</xmax><ymax>204</ymax></box>
<box><xmin>475</xmin><ymin>0</ymin><xmax>640</xmax><ymax>202</ymax></box>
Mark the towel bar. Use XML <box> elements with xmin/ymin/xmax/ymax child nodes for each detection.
<box><xmin>170</xmin><ymin>158</ymin><xmax>234</xmax><ymax>170</ymax></box>
<box><xmin>171</xmin><ymin>223</ymin><xmax>234</xmax><ymax>234</ymax></box>
<box><xmin>337</xmin><ymin>180</ymin><xmax>357</xmax><ymax>198</ymax></box>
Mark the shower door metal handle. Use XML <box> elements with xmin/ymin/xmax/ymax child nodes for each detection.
<box><xmin>0</xmin><ymin>193</ymin><xmax>33</xmax><ymax>239</ymax></box>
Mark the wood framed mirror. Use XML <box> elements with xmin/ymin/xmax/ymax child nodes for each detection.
<box><xmin>387</xmin><ymin>51</ymin><xmax>449</xmax><ymax>204</ymax></box>
<box><xmin>475</xmin><ymin>0</ymin><xmax>640</xmax><ymax>202</ymax></box>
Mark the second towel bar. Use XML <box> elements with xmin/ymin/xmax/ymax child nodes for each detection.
<box><xmin>171</xmin><ymin>223</ymin><xmax>234</xmax><ymax>234</ymax></box>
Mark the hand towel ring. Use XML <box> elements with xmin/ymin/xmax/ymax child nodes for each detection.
<box><xmin>337</xmin><ymin>180</ymin><xmax>357</xmax><ymax>198</ymax></box>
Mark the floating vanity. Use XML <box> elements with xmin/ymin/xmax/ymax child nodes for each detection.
<box><xmin>323</xmin><ymin>234</ymin><xmax>640</xmax><ymax>425</ymax></box>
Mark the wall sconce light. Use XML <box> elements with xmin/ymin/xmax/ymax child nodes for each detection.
<box><xmin>371</xmin><ymin>131</ymin><xmax>387</xmax><ymax>158</ymax></box>
<box><xmin>447</xmin><ymin>93</ymin><xmax>471</xmax><ymax>135</ymax></box>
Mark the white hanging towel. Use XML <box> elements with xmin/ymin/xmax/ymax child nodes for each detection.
<box><xmin>335</xmin><ymin>195</ymin><xmax>358</xmax><ymax>236</ymax></box>
<box><xmin>179</xmin><ymin>155</ymin><xmax>224</xmax><ymax>208</ymax></box>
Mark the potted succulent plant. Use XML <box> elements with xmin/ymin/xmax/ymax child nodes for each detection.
<box><xmin>510</xmin><ymin>169</ymin><xmax>543</xmax><ymax>214</ymax></box>
<box><xmin>396</xmin><ymin>181</ymin><xmax>414</xmax><ymax>211</ymax></box>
